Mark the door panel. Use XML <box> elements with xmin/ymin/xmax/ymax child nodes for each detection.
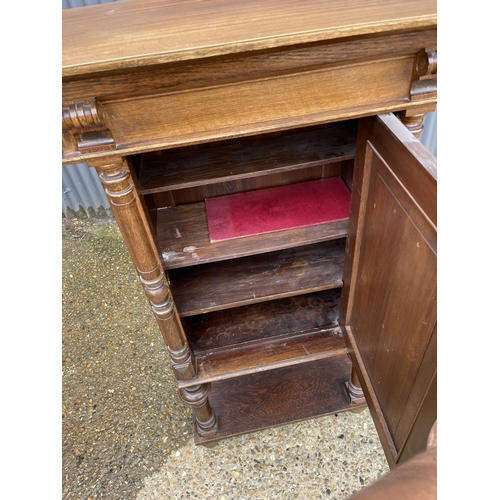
<box><xmin>340</xmin><ymin>113</ymin><xmax>437</xmax><ymax>467</ymax></box>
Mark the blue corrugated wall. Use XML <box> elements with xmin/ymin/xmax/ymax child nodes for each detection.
<box><xmin>62</xmin><ymin>0</ymin><xmax>438</xmax><ymax>219</ymax></box>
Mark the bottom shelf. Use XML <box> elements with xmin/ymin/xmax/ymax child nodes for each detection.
<box><xmin>193</xmin><ymin>355</ymin><xmax>366</xmax><ymax>445</ymax></box>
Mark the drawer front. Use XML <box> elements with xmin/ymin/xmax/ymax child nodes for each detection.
<box><xmin>107</xmin><ymin>57</ymin><xmax>414</xmax><ymax>151</ymax></box>
<box><xmin>63</xmin><ymin>53</ymin><xmax>437</xmax><ymax>163</ymax></box>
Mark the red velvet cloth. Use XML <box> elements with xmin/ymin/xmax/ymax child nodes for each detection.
<box><xmin>205</xmin><ymin>177</ymin><xmax>351</xmax><ymax>242</ymax></box>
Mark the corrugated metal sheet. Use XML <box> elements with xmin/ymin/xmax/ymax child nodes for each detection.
<box><xmin>62</xmin><ymin>0</ymin><xmax>117</xmax><ymax>9</ymax></box>
<box><xmin>421</xmin><ymin>109</ymin><xmax>437</xmax><ymax>157</ymax></box>
<box><xmin>61</xmin><ymin>0</ymin><xmax>438</xmax><ymax>218</ymax></box>
<box><xmin>62</xmin><ymin>0</ymin><xmax>118</xmax><ymax>218</ymax></box>
<box><xmin>62</xmin><ymin>163</ymin><xmax>113</xmax><ymax>218</ymax></box>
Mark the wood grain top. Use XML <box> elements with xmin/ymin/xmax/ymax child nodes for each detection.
<box><xmin>62</xmin><ymin>0</ymin><xmax>437</xmax><ymax>78</ymax></box>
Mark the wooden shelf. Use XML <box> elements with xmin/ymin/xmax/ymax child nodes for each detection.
<box><xmin>194</xmin><ymin>356</ymin><xmax>365</xmax><ymax>445</ymax></box>
<box><xmin>178</xmin><ymin>290</ymin><xmax>344</xmax><ymax>386</ymax></box>
<box><xmin>157</xmin><ymin>202</ymin><xmax>348</xmax><ymax>269</ymax></box>
<box><xmin>183</xmin><ymin>327</ymin><xmax>347</xmax><ymax>387</ymax></box>
<box><xmin>138</xmin><ymin>124</ymin><xmax>356</xmax><ymax>194</ymax></box>
<box><xmin>169</xmin><ymin>240</ymin><xmax>345</xmax><ymax>317</ymax></box>
<box><xmin>184</xmin><ymin>289</ymin><xmax>341</xmax><ymax>350</ymax></box>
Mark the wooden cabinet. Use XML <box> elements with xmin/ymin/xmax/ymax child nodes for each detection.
<box><xmin>62</xmin><ymin>0</ymin><xmax>437</xmax><ymax>469</ymax></box>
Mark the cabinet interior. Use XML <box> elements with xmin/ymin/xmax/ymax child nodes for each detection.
<box><xmin>131</xmin><ymin>119</ymin><xmax>364</xmax><ymax>443</ymax></box>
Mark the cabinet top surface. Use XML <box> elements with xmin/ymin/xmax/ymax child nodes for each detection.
<box><xmin>62</xmin><ymin>0</ymin><xmax>436</xmax><ymax>78</ymax></box>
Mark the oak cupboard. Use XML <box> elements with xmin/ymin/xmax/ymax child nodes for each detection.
<box><xmin>62</xmin><ymin>0</ymin><xmax>437</xmax><ymax>468</ymax></box>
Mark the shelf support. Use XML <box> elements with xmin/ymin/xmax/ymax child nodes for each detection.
<box><xmin>89</xmin><ymin>156</ymin><xmax>218</xmax><ymax>431</ymax></box>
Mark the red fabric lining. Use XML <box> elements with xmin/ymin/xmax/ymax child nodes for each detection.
<box><xmin>205</xmin><ymin>177</ymin><xmax>351</xmax><ymax>242</ymax></box>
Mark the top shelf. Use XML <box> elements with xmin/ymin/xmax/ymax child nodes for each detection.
<box><xmin>137</xmin><ymin>124</ymin><xmax>356</xmax><ymax>194</ymax></box>
<box><xmin>63</xmin><ymin>0</ymin><xmax>437</xmax><ymax>78</ymax></box>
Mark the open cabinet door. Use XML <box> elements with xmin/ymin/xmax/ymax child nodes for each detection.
<box><xmin>340</xmin><ymin>113</ymin><xmax>437</xmax><ymax>468</ymax></box>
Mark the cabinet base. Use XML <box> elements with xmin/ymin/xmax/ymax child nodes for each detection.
<box><xmin>192</xmin><ymin>355</ymin><xmax>366</xmax><ymax>445</ymax></box>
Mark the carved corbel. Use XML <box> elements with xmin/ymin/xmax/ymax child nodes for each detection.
<box><xmin>62</xmin><ymin>98</ymin><xmax>115</xmax><ymax>154</ymax></box>
<box><xmin>398</xmin><ymin>49</ymin><xmax>437</xmax><ymax>138</ymax></box>
<box><xmin>410</xmin><ymin>49</ymin><xmax>437</xmax><ymax>100</ymax></box>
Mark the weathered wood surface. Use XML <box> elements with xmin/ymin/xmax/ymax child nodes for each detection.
<box><xmin>149</xmin><ymin>163</ymin><xmax>346</xmax><ymax>207</ymax></box>
<box><xmin>169</xmin><ymin>240</ymin><xmax>346</xmax><ymax>316</ymax></box>
<box><xmin>63</xmin><ymin>0</ymin><xmax>436</xmax><ymax>163</ymax></box>
<box><xmin>157</xmin><ymin>202</ymin><xmax>348</xmax><ymax>269</ymax></box>
<box><xmin>195</xmin><ymin>356</ymin><xmax>364</xmax><ymax>444</ymax></box>
<box><xmin>182</xmin><ymin>327</ymin><xmax>347</xmax><ymax>387</ymax></box>
<box><xmin>178</xmin><ymin>290</ymin><xmax>345</xmax><ymax>386</ymax></box>
<box><xmin>138</xmin><ymin>124</ymin><xmax>356</xmax><ymax>194</ymax></box>
<box><xmin>63</xmin><ymin>0</ymin><xmax>437</xmax><ymax>77</ymax></box>
<box><xmin>184</xmin><ymin>290</ymin><xmax>341</xmax><ymax>351</ymax></box>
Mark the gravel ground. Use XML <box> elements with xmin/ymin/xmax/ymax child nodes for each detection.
<box><xmin>62</xmin><ymin>218</ymin><xmax>389</xmax><ymax>500</ymax></box>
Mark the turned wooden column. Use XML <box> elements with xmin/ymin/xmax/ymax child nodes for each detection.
<box><xmin>397</xmin><ymin>111</ymin><xmax>427</xmax><ymax>138</ymax></box>
<box><xmin>346</xmin><ymin>367</ymin><xmax>366</xmax><ymax>413</ymax></box>
<box><xmin>346</xmin><ymin>368</ymin><xmax>364</xmax><ymax>403</ymax></box>
<box><xmin>89</xmin><ymin>156</ymin><xmax>217</xmax><ymax>436</ymax></box>
<box><xmin>179</xmin><ymin>384</ymin><xmax>217</xmax><ymax>437</ymax></box>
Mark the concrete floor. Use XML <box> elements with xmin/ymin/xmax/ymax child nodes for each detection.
<box><xmin>62</xmin><ymin>218</ymin><xmax>389</xmax><ymax>500</ymax></box>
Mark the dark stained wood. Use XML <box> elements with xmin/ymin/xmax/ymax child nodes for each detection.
<box><xmin>138</xmin><ymin>124</ymin><xmax>356</xmax><ymax>194</ymax></box>
<box><xmin>182</xmin><ymin>327</ymin><xmax>347</xmax><ymax>387</ymax></box>
<box><xmin>183</xmin><ymin>289</ymin><xmax>341</xmax><ymax>351</ymax></box>
<box><xmin>340</xmin><ymin>114</ymin><xmax>436</xmax><ymax>467</ymax></box>
<box><xmin>88</xmin><ymin>156</ymin><xmax>217</xmax><ymax>436</ymax></box>
<box><xmin>394</xmin><ymin>325</ymin><xmax>436</xmax><ymax>460</ymax></box>
<box><xmin>169</xmin><ymin>240</ymin><xmax>345</xmax><ymax>317</ymax></box>
<box><xmin>163</xmin><ymin>164</ymin><xmax>342</xmax><ymax>207</ymax></box>
<box><xmin>397</xmin><ymin>372</ymin><xmax>436</xmax><ymax>464</ymax></box>
<box><xmin>340</xmin><ymin>159</ymin><xmax>355</xmax><ymax>192</ymax></box>
<box><xmin>89</xmin><ymin>157</ymin><xmax>193</xmax><ymax>365</ymax></box>
<box><xmin>156</xmin><ymin>202</ymin><xmax>348</xmax><ymax>269</ymax></box>
<box><xmin>194</xmin><ymin>356</ymin><xmax>364</xmax><ymax>444</ymax></box>
<box><xmin>351</xmin><ymin>148</ymin><xmax>436</xmax><ymax>436</ymax></box>
<box><xmin>178</xmin><ymin>290</ymin><xmax>345</xmax><ymax>385</ymax></box>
